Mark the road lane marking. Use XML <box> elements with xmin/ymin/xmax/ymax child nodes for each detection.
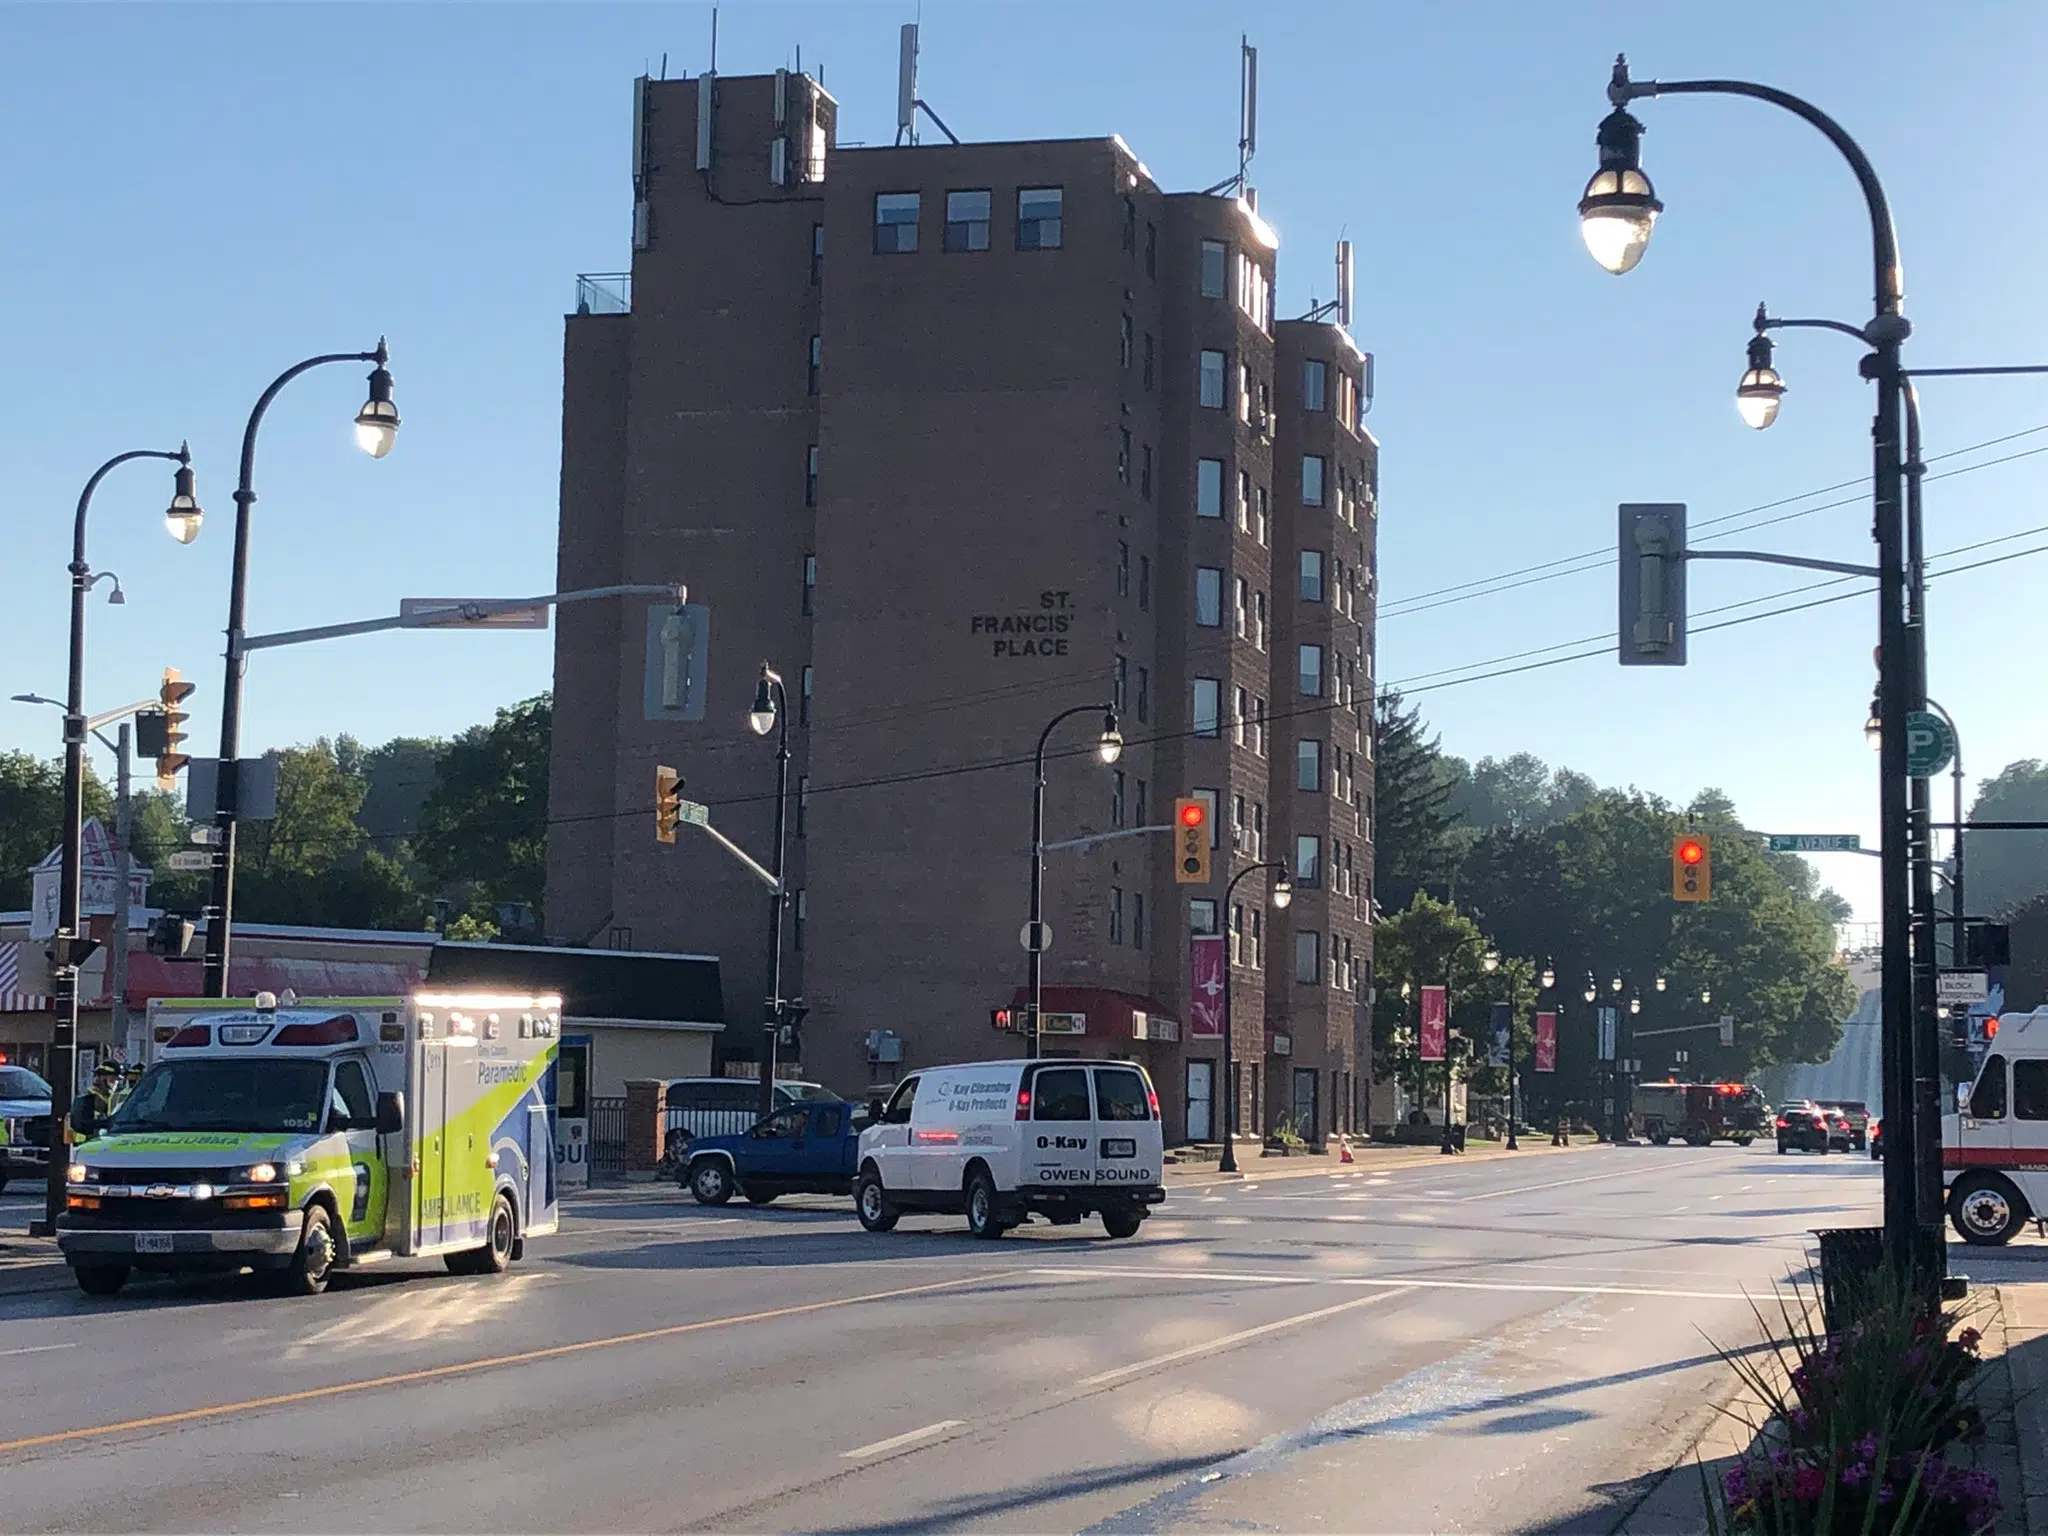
<box><xmin>1458</xmin><ymin>1165</ymin><xmax>1661</xmax><ymax>1202</ymax></box>
<box><xmin>0</xmin><ymin>1269</ymin><xmax>1025</xmax><ymax>1457</ymax></box>
<box><xmin>1033</xmin><ymin>1264</ymin><xmax>1750</xmax><ymax>1302</ymax></box>
<box><xmin>1076</xmin><ymin>1287</ymin><xmax>1413</xmax><ymax>1388</ymax></box>
<box><xmin>0</xmin><ymin>1344</ymin><xmax>77</xmax><ymax>1359</ymax></box>
<box><xmin>842</xmin><ymin>1420</ymin><xmax>965</xmax><ymax>1459</ymax></box>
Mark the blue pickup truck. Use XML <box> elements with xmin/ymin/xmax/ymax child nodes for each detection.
<box><xmin>679</xmin><ymin>1099</ymin><xmax>875</xmax><ymax>1206</ymax></box>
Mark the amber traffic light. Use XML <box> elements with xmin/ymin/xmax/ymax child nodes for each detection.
<box><xmin>1672</xmin><ymin>833</ymin><xmax>1711</xmax><ymax>902</ymax></box>
<box><xmin>655</xmin><ymin>765</ymin><xmax>681</xmax><ymax>844</ymax></box>
<box><xmin>1174</xmin><ymin>797</ymin><xmax>1211</xmax><ymax>885</ymax></box>
<box><xmin>153</xmin><ymin>667</ymin><xmax>196</xmax><ymax>791</ymax></box>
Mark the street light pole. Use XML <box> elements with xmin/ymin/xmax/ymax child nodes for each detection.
<box><xmin>749</xmin><ymin>666</ymin><xmax>792</xmax><ymax>1119</ymax></box>
<box><xmin>202</xmin><ymin>345</ymin><xmax>397</xmax><ymax>998</ymax></box>
<box><xmin>1220</xmin><ymin>861</ymin><xmax>1291</xmax><ymax>1174</ymax></box>
<box><xmin>1024</xmin><ymin>704</ymin><xmax>1121</xmax><ymax>1057</ymax></box>
<box><xmin>45</xmin><ymin>446</ymin><xmax>196</xmax><ymax>1235</ymax></box>
<box><xmin>1582</xmin><ymin>56</ymin><xmax>1920</xmax><ymax>1282</ymax></box>
<box><xmin>1439</xmin><ymin>936</ymin><xmax>1499</xmax><ymax>1155</ymax></box>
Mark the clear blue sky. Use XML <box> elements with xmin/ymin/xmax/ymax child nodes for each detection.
<box><xmin>4</xmin><ymin>1</ymin><xmax>2045</xmax><ymax>926</ymax></box>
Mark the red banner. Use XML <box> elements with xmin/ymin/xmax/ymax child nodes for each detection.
<box><xmin>1534</xmin><ymin>1011</ymin><xmax>1557</xmax><ymax>1072</ymax></box>
<box><xmin>1419</xmin><ymin>985</ymin><xmax>1447</xmax><ymax>1062</ymax></box>
<box><xmin>1189</xmin><ymin>935</ymin><xmax>1226</xmax><ymax>1038</ymax></box>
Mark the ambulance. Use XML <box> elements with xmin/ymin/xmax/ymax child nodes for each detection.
<box><xmin>58</xmin><ymin>990</ymin><xmax>561</xmax><ymax>1297</ymax></box>
<box><xmin>1947</xmin><ymin>1007</ymin><xmax>2048</xmax><ymax>1245</ymax></box>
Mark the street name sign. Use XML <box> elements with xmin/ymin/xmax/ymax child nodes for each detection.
<box><xmin>166</xmin><ymin>851</ymin><xmax>212</xmax><ymax>872</ymax></box>
<box><xmin>400</xmin><ymin>598</ymin><xmax>550</xmax><ymax>630</ymax></box>
<box><xmin>1937</xmin><ymin>970</ymin><xmax>1990</xmax><ymax>1005</ymax></box>
<box><xmin>676</xmin><ymin>798</ymin><xmax>710</xmax><ymax>828</ymax></box>
<box><xmin>1766</xmin><ymin>834</ymin><xmax>1862</xmax><ymax>853</ymax></box>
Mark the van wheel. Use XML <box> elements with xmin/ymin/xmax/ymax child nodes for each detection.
<box><xmin>1733</xmin><ymin>1135</ymin><xmax>1755</xmax><ymax>1147</ymax></box>
<box><xmin>744</xmin><ymin>1189</ymin><xmax>779</xmax><ymax>1206</ymax></box>
<box><xmin>1952</xmin><ymin>1173</ymin><xmax>2028</xmax><ymax>1246</ymax></box>
<box><xmin>284</xmin><ymin>1206</ymin><xmax>337</xmax><ymax>1296</ymax></box>
<box><xmin>856</xmin><ymin>1168</ymin><xmax>899</xmax><ymax>1232</ymax></box>
<box><xmin>1649</xmin><ymin>1131</ymin><xmax>1670</xmax><ymax>1146</ymax></box>
<box><xmin>448</xmin><ymin>1192</ymin><xmax>517</xmax><ymax>1276</ymax></box>
<box><xmin>1101</xmin><ymin>1204</ymin><xmax>1143</xmax><ymax>1240</ymax></box>
<box><xmin>74</xmin><ymin>1263</ymin><xmax>128</xmax><ymax>1297</ymax></box>
<box><xmin>965</xmin><ymin>1170</ymin><xmax>1005</xmax><ymax>1240</ymax></box>
<box><xmin>690</xmin><ymin>1160</ymin><xmax>735</xmax><ymax>1206</ymax></box>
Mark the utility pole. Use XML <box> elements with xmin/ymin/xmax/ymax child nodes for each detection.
<box><xmin>107</xmin><ymin>723</ymin><xmax>133</xmax><ymax>1060</ymax></box>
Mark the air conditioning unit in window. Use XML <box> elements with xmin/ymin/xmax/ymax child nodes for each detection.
<box><xmin>1251</xmin><ymin>408</ymin><xmax>1273</xmax><ymax>439</ymax></box>
<box><xmin>865</xmin><ymin>1029</ymin><xmax>904</xmax><ymax>1065</ymax></box>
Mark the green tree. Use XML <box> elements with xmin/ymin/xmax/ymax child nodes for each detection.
<box><xmin>1369</xmin><ymin>896</ymin><xmax>1496</xmax><ymax>1110</ymax></box>
<box><xmin>1372</xmin><ymin>691</ymin><xmax>1460</xmax><ymax>913</ymax></box>
<box><xmin>0</xmin><ymin>752</ymin><xmax>113</xmax><ymax>910</ymax></box>
<box><xmin>415</xmin><ymin>694</ymin><xmax>551</xmax><ymax>922</ymax></box>
<box><xmin>352</xmin><ymin>735</ymin><xmax>447</xmax><ymax>856</ymax></box>
<box><xmin>1446</xmin><ymin>752</ymin><xmax>1598</xmax><ymax>832</ymax></box>
<box><xmin>1963</xmin><ymin>760</ymin><xmax>2048</xmax><ymax>917</ymax></box>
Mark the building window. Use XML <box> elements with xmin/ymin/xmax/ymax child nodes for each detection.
<box><xmin>805</xmin><ymin>444</ymin><xmax>818</xmax><ymax>506</ymax></box>
<box><xmin>1299</xmin><ymin>644</ymin><xmax>1324</xmax><ymax>697</ymax></box>
<box><xmin>1296</xmin><ymin>834</ymin><xmax>1322</xmax><ymax>887</ymax></box>
<box><xmin>800</xmin><ymin>665</ymin><xmax>813</xmax><ymax>726</ymax></box>
<box><xmin>1109</xmin><ymin>887</ymin><xmax>1124</xmax><ymax>945</ymax></box>
<box><xmin>1194</xmin><ymin>567</ymin><xmax>1222</xmax><ymax>627</ymax></box>
<box><xmin>1192</xmin><ymin>678</ymin><xmax>1221</xmax><ymax>737</ymax></box>
<box><xmin>1143</xmin><ymin>333</ymin><xmax>1155</xmax><ymax>390</ymax></box>
<box><xmin>807</xmin><ymin>334</ymin><xmax>821</xmax><ymax>395</ymax></box>
<box><xmin>1297</xmin><ymin>739</ymin><xmax>1322</xmax><ymax>792</ymax></box>
<box><xmin>1252</xmin><ymin>800</ymin><xmax>1265</xmax><ymax>859</ymax></box>
<box><xmin>1249</xmin><ymin>906</ymin><xmax>1264</xmax><ymax>969</ymax></box>
<box><xmin>1253</xmin><ymin>696</ymin><xmax>1267</xmax><ymax>757</ymax></box>
<box><xmin>1256</xmin><ymin>485</ymin><xmax>1270</xmax><ymax>547</ymax></box>
<box><xmin>1122</xmin><ymin>194</ymin><xmax>1136</xmax><ymax>252</ymax></box>
<box><xmin>943</xmin><ymin>188</ymin><xmax>990</xmax><ymax>252</ymax></box>
<box><xmin>1120</xmin><ymin>313</ymin><xmax>1134</xmax><ymax>370</ymax></box>
<box><xmin>1303</xmin><ymin>358</ymin><xmax>1327</xmax><ymax>412</ymax></box>
<box><xmin>1136</xmin><ymin>665</ymin><xmax>1150</xmax><ymax>724</ymax></box>
<box><xmin>1233</xmin><ymin>685</ymin><xmax>1248</xmax><ymax>746</ymax></box>
<box><xmin>1237</xmin><ymin>469</ymin><xmax>1251</xmax><ymax>532</ymax></box>
<box><xmin>1117</xmin><ymin>540</ymin><xmax>1130</xmax><ymax>598</ymax></box>
<box><xmin>1117</xmin><ymin>427</ymin><xmax>1131</xmax><ymax>484</ymax></box>
<box><xmin>1133</xmin><ymin>892</ymin><xmax>1146</xmax><ymax>951</ymax></box>
<box><xmin>797</xmin><ymin>775</ymin><xmax>810</xmax><ymax>836</ymax></box>
<box><xmin>1112</xmin><ymin>769</ymin><xmax>1126</xmax><ymax>828</ymax></box>
<box><xmin>1238</xmin><ymin>361</ymin><xmax>1251</xmax><ymax>424</ymax></box>
<box><xmin>1017</xmin><ymin>186</ymin><xmax>1063</xmax><ymax>249</ymax></box>
<box><xmin>1200</xmin><ymin>238</ymin><xmax>1228</xmax><ymax>298</ymax></box>
<box><xmin>874</xmin><ymin>191</ymin><xmax>920</xmax><ymax>254</ymax></box>
<box><xmin>1301</xmin><ymin>455</ymin><xmax>1326</xmax><ymax>507</ymax></box>
<box><xmin>1301</xmin><ymin>550</ymin><xmax>1325</xmax><ymax>601</ymax></box>
<box><xmin>794</xmin><ymin>889</ymin><xmax>807</xmax><ymax>951</ymax></box>
<box><xmin>1113</xmin><ymin>653</ymin><xmax>1128</xmax><ymax>713</ymax></box>
<box><xmin>1228</xmin><ymin>902</ymin><xmax>1243</xmax><ymax>967</ymax></box>
<box><xmin>1138</xmin><ymin>554</ymin><xmax>1151</xmax><ymax>611</ymax></box>
<box><xmin>1134</xmin><ymin>777</ymin><xmax>1147</xmax><ymax>826</ymax></box>
<box><xmin>1253</xmin><ymin>590</ymin><xmax>1268</xmax><ymax>651</ymax></box>
<box><xmin>1238</xmin><ymin>254</ymin><xmax>1270</xmax><ymax>330</ymax></box>
<box><xmin>1199</xmin><ymin>350</ymin><xmax>1227</xmax><ymax>410</ymax></box>
<box><xmin>1189</xmin><ymin>898</ymin><xmax>1218</xmax><ymax>934</ymax></box>
<box><xmin>1233</xmin><ymin>576</ymin><xmax>1249</xmax><ymax>639</ymax></box>
<box><xmin>1196</xmin><ymin>458</ymin><xmax>1224</xmax><ymax>517</ymax></box>
<box><xmin>1193</xmin><ymin>787</ymin><xmax>1220</xmax><ymax>847</ymax></box>
<box><xmin>1140</xmin><ymin>443</ymin><xmax>1153</xmax><ymax>501</ymax></box>
<box><xmin>803</xmin><ymin>554</ymin><xmax>816</xmax><ymax>616</ymax></box>
<box><xmin>1295</xmin><ymin>930</ymin><xmax>1321</xmax><ymax>986</ymax></box>
<box><xmin>811</xmin><ymin>221</ymin><xmax>823</xmax><ymax>284</ymax></box>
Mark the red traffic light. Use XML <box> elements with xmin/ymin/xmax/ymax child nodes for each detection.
<box><xmin>1179</xmin><ymin>801</ymin><xmax>1206</xmax><ymax>828</ymax></box>
<box><xmin>1677</xmin><ymin>838</ymin><xmax>1706</xmax><ymax>866</ymax></box>
<box><xmin>1986</xmin><ymin>1016</ymin><xmax>2001</xmax><ymax>1040</ymax></box>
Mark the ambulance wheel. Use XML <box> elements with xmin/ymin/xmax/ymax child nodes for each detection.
<box><xmin>1649</xmin><ymin>1131</ymin><xmax>1671</xmax><ymax>1146</ymax></box>
<box><xmin>1101</xmin><ymin>1204</ymin><xmax>1143</xmax><ymax>1240</ymax></box>
<box><xmin>1734</xmin><ymin>1135</ymin><xmax>1755</xmax><ymax>1147</ymax></box>
<box><xmin>74</xmin><ymin>1263</ymin><xmax>129</xmax><ymax>1297</ymax></box>
<box><xmin>856</xmin><ymin>1167</ymin><xmax>899</xmax><ymax>1232</ymax></box>
<box><xmin>964</xmin><ymin>1169</ymin><xmax>1005</xmax><ymax>1240</ymax></box>
<box><xmin>689</xmin><ymin>1159</ymin><xmax>735</xmax><ymax>1206</ymax></box>
<box><xmin>285</xmin><ymin>1206</ymin><xmax>337</xmax><ymax>1295</ymax></box>
<box><xmin>446</xmin><ymin>1193</ymin><xmax>516</xmax><ymax>1275</ymax></box>
<box><xmin>1951</xmin><ymin>1173</ymin><xmax>2028</xmax><ymax>1246</ymax></box>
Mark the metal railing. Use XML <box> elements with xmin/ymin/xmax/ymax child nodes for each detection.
<box><xmin>587</xmin><ymin>1094</ymin><xmax>628</xmax><ymax>1181</ymax></box>
<box><xmin>574</xmin><ymin>273</ymin><xmax>632</xmax><ymax>316</ymax></box>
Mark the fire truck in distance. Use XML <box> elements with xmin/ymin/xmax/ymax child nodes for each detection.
<box><xmin>1630</xmin><ymin>1080</ymin><xmax>1768</xmax><ymax>1147</ymax></box>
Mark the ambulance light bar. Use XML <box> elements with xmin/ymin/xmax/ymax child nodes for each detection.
<box><xmin>272</xmin><ymin>1015</ymin><xmax>361</xmax><ymax>1046</ymax></box>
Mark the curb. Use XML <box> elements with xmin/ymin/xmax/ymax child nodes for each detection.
<box><xmin>1168</xmin><ymin>1137</ymin><xmax>1596</xmax><ymax>1191</ymax></box>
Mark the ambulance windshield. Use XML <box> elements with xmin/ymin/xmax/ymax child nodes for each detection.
<box><xmin>106</xmin><ymin>1059</ymin><xmax>333</xmax><ymax>1135</ymax></box>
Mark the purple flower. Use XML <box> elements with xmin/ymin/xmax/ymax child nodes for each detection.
<box><xmin>1723</xmin><ymin>1464</ymin><xmax>1752</xmax><ymax>1504</ymax></box>
<box><xmin>1842</xmin><ymin>1461</ymin><xmax>1871</xmax><ymax>1488</ymax></box>
<box><xmin>1793</xmin><ymin>1465</ymin><xmax>1825</xmax><ymax>1501</ymax></box>
<box><xmin>1791</xmin><ymin>1408</ymin><xmax>1811</xmax><ymax>1430</ymax></box>
<box><xmin>1904</xmin><ymin>1346</ymin><xmax>1926</xmax><ymax>1368</ymax></box>
<box><xmin>1878</xmin><ymin>1482</ymin><xmax>1896</xmax><ymax>1503</ymax></box>
<box><xmin>1856</xmin><ymin>1433</ymin><xmax>1879</xmax><ymax>1461</ymax></box>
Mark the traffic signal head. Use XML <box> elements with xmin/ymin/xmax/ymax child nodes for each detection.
<box><xmin>1173</xmin><ymin>797</ymin><xmax>1211</xmax><ymax>885</ymax></box>
<box><xmin>654</xmin><ymin>765</ymin><xmax>681</xmax><ymax>844</ymax></box>
<box><xmin>1672</xmin><ymin>833</ymin><xmax>1711</xmax><ymax>902</ymax></box>
<box><xmin>153</xmin><ymin>667</ymin><xmax>196</xmax><ymax>791</ymax></box>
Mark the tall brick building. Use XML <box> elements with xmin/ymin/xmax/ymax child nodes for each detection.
<box><xmin>548</xmin><ymin>64</ymin><xmax>1380</xmax><ymax>1145</ymax></box>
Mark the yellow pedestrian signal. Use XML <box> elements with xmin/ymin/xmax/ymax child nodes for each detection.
<box><xmin>155</xmin><ymin>667</ymin><xmax>195</xmax><ymax>791</ymax></box>
<box><xmin>655</xmin><ymin>765</ymin><xmax>681</xmax><ymax>844</ymax></box>
<box><xmin>1174</xmin><ymin>797</ymin><xmax>1211</xmax><ymax>885</ymax></box>
<box><xmin>1673</xmin><ymin>834</ymin><xmax>1711</xmax><ymax>902</ymax></box>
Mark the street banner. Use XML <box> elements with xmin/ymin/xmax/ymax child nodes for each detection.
<box><xmin>1534</xmin><ymin>1011</ymin><xmax>1557</xmax><ymax>1073</ymax></box>
<box><xmin>1189</xmin><ymin>935</ymin><xmax>1226</xmax><ymax>1038</ymax></box>
<box><xmin>1488</xmin><ymin>1002</ymin><xmax>1511</xmax><ymax>1067</ymax></box>
<box><xmin>1419</xmin><ymin>985</ymin><xmax>1447</xmax><ymax>1062</ymax></box>
<box><xmin>1597</xmin><ymin>1006</ymin><xmax>1618</xmax><ymax>1061</ymax></box>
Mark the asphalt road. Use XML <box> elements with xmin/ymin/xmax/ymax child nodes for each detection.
<box><xmin>0</xmin><ymin>1146</ymin><xmax>1881</xmax><ymax>1534</ymax></box>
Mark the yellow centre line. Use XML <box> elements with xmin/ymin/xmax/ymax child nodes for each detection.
<box><xmin>0</xmin><ymin>1269</ymin><xmax>1023</xmax><ymax>1457</ymax></box>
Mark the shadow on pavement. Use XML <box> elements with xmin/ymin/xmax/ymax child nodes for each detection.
<box><xmin>549</xmin><ymin>1228</ymin><xmax>1208</xmax><ymax>1273</ymax></box>
<box><xmin>795</xmin><ymin>1453</ymin><xmax>1222</xmax><ymax>1536</ymax></box>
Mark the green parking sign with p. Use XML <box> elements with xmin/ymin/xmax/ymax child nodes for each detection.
<box><xmin>1904</xmin><ymin>710</ymin><xmax>1955</xmax><ymax>778</ymax></box>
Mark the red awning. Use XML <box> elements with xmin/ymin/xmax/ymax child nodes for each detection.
<box><xmin>123</xmin><ymin>954</ymin><xmax>429</xmax><ymax>1008</ymax></box>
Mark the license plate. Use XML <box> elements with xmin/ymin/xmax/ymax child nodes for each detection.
<box><xmin>135</xmin><ymin>1233</ymin><xmax>173</xmax><ymax>1254</ymax></box>
<box><xmin>1101</xmin><ymin>1139</ymin><xmax>1136</xmax><ymax>1159</ymax></box>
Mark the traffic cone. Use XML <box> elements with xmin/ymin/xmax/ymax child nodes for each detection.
<box><xmin>1338</xmin><ymin>1135</ymin><xmax>1354</xmax><ymax>1164</ymax></box>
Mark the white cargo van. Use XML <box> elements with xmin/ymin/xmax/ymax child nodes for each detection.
<box><xmin>1947</xmin><ymin>1007</ymin><xmax>2048</xmax><ymax>1244</ymax></box>
<box><xmin>854</xmin><ymin>1058</ymin><xmax>1165</xmax><ymax>1239</ymax></box>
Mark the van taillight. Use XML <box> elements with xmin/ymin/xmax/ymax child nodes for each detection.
<box><xmin>1146</xmin><ymin>1085</ymin><xmax>1161</xmax><ymax>1120</ymax></box>
<box><xmin>1015</xmin><ymin>1087</ymin><xmax>1032</xmax><ymax>1121</ymax></box>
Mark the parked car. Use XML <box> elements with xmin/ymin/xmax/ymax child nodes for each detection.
<box><xmin>661</xmin><ymin>1077</ymin><xmax>839</xmax><ymax>1149</ymax></box>
<box><xmin>1818</xmin><ymin>1100</ymin><xmax>1870</xmax><ymax>1151</ymax></box>
<box><xmin>1822</xmin><ymin>1107</ymin><xmax>1856</xmax><ymax>1152</ymax></box>
<box><xmin>1776</xmin><ymin>1101</ymin><xmax>1833</xmax><ymax>1154</ymax></box>
<box><xmin>1870</xmin><ymin>1116</ymin><xmax>1884</xmax><ymax>1161</ymax></box>
<box><xmin>680</xmin><ymin>1099</ymin><xmax>874</xmax><ymax>1205</ymax></box>
<box><xmin>0</xmin><ymin>1064</ymin><xmax>55</xmax><ymax>1195</ymax></box>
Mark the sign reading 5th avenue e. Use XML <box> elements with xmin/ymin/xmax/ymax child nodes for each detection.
<box><xmin>1766</xmin><ymin>834</ymin><xmax>1863</xmax><ymax>853</ymax></box>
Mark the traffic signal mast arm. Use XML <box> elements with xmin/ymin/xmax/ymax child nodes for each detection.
<box><xmin>1685</xmin><ymin>549</ymin><xmax>1878</xmax><ymax>579</ymax></box>
<box><xmin>1043</xmin><ymin>822</ymin><xmax>1179</xmax><ymax>854</ymax></box>
<box><xmin>235</xmin><ymin>582</ymin><xmax>686</xmax><ymax>655</ymax></box>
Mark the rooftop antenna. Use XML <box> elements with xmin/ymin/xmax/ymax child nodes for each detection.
<box><xmin>894</xmin><ymin>19</ymin><xmax>961</xmax><ymax>147</ymax></box>
<box><xmin>1199</xmin><ymin>36</ymin><xmax>1260</xmax><ymax>197</ymax></box>
<box><xmin>659</xmin><ymin>51</ymin><xmax>668</xmax><ymax>81</ymax></box>
<box><xmin>1337</xmin><ymin>237</ymin><xmax>1354</xmax><ymax>330</ymax></box>
<box><xmin>709</xmin><ymin>5</ymin><xmax>719</xmax><ymax>76</ymax></box>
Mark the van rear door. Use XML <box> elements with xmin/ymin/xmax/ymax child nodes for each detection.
<box><xmin>1024</xmin><ymin>1066</ymin><xmax>1095</xmax><ymax>1189</ymax></box>
<box><xmin>1091</xmin><ymin>1066</ymin><xmax>1161</xmax><ymax>1186</ymax></box>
